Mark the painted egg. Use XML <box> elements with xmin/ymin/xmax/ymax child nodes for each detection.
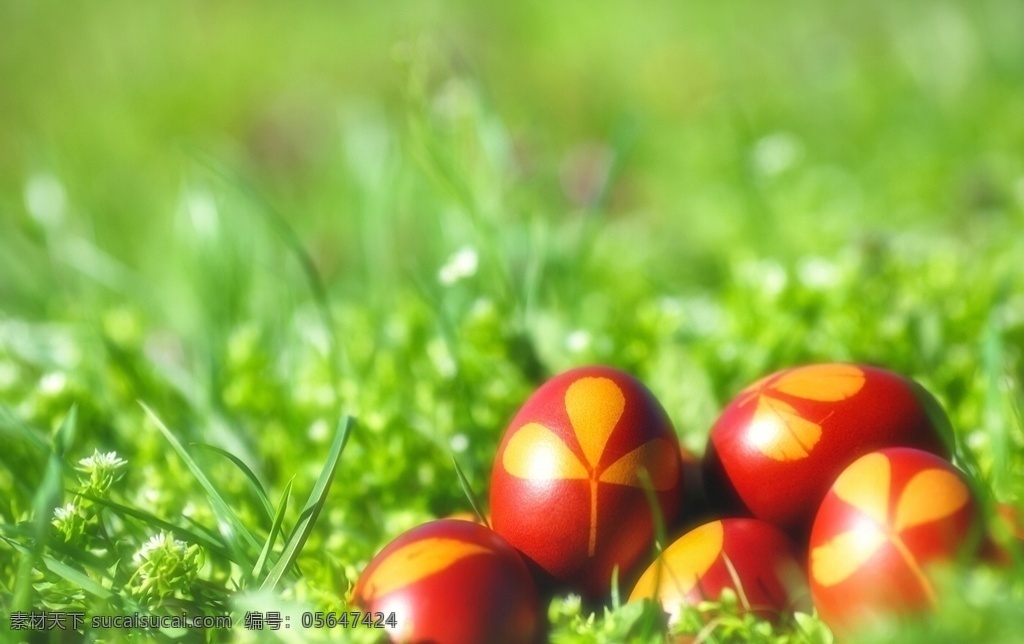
<box><xmin>808</xmin><ymin>447</ymin><xmax>980</xmax><ymax>632</ymax></box>
<box><xmin>352</xmin><ymin>519</ymin><xmax>541</xmax><ymax>644</ymax></box>
<box><xmin>629</xmin><ymin>518</ymin><xmax>808</xmax><ymax>622</ymax></box>
<box><xmin>703</xmin><ymin>363</ymin><xmax>952</xmax><ymax>533</ymax></box>
<box><xmin>490</xmin><ymin>366</ymin><xmax>683</xmax><ymax>598</ymax></box>
<box><xmin>444</xmin><ymin>511</ymin><xmax>490</xmax><ymax>526</ymax></box>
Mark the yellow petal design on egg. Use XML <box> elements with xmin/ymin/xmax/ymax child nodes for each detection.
<box><xmin>810</xmin><ymin>524</ymin><xmax>887</xmax><ymax>587</ymax></box>
<box><xmin>502</xmin><ymin>375</ymin><xmax>678</xmax><ymax>557</ymax></box>
<box><xmin>894</xmin><ymin>468</ymin><xmax>970</xmax><ymax>532</ymax></box>
<box><xmin>564</xmin><ymin>376</ymin><xmax>627</xmax><ymax>556</ymax></box>
<box><xmin>749</xmin><ymin>395</ymin><xmax>822</xmax><ymax>461</ymax></box>
<box><xmin>735</xmin><ymin>365</ymin><xmax>866</xmax><ymax>462</ymax></box>
<box><xmin>630</xmin><ymin>521</ymin><xmax>724</xmax><ymax>605</ymax></box>
<box><xmin>599</xmin><ymin>439</ymin><xmax>678</xmax><ymax>490</ymax></box>
<box><xmin>502</xmin><ymin>422</ymin><xmax>588</xmax><ymax>480</ymax></box>
<box><xmin>832</xmin><ymin>453</ymin><xmax>891</xmax><ymax>526</ymax></box>
<box><xmin>565</xmin><ymin>376</ymin><xmax>626</xmax><ymax>469</ymax></box>
<box><xmin>362</xmin><ymin>538</ymin><xmax>492</xmax><ymax>600</ymax></box>
<box><xmin>771</xmin><ymin>364</ymin><xmax>866</xmax><ymax>401</ymax></box>
<box><xmin>736</xmin><ymin>373</ymin><xmax>775</xmax><ymax>407</ymax></box>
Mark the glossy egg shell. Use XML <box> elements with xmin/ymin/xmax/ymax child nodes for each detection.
<box><xmin>703</xmin><ymin>363</ymin><xmax>952</xmax><ymax>533</ymax></box>
<box><xmin>490</xmin><ymin>365</ymin><xmax>683</xmax><ymax>598</ymax></box>
<box><xmin>629</xmin><ymin>518</ymin><xmax>808</xmax><ymax>622</ymax></box>
<box><xmin>444</xmin><ymin>511</ymin><xmax>491</xmax><ymax>526</ymax></box>
<box><xmin>808</xmin><ymin>447</ymin><xmax>980</xmax><ymax>632</ymax></box>
<box><xmin>352</xmin><ymin>519</ymin><xmax>541</xmax><ymax>644</ymax></box>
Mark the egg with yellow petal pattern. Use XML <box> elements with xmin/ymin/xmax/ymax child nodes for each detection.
<box><xmin>629</xmin><ymin>519</ymin><xmax>808</xmax><ymax>622</ymax></box>
<box><xmin>703</xmin><ymin>363</ymin><xmax>953</xmax><ymax>533</ymax></box>
<box><xmin>352</xmin><ymin>519</ymin><xmax>541</xmax><ymax>644</ymax></box>
<box><xmin>808</xmin><ymin>448</ymin><xmax>980</xmax><ymax>633</ymax></box>
<box><xmin>490</xmin><ymin>366</ymin><xmax>684</xmax><ymax>598</ymax></box>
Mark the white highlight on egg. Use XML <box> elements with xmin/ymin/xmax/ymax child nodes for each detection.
<box><xmin>747</xmin><ymin>416</ymin><xmax>779</xmax><ymax>452</ymax></box>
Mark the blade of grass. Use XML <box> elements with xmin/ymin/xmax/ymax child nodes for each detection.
<box><xmin>191</xmin><ymin>442</ymin><xmax>275</xmax><ymax>522</ymax></box>
<box><xmin>252</xmin><ymin>477</ymin><xmax>293</xmax><ymax>580</ymax></box>
<box><xmin>75</xmin><ymin>491</ymin><xmax>235</xmax><ymax>563</ymax></box>
<box><xmin>0</xmin><ymin>525</ymin><xmax>108</xmax><ymax>572</ymax></box>
<box><xmin>191</xmin><ymin>152</ymin><xmax>346</xmax><ymax>385</ymax></box>
<box><xmin>720</xmin><ymin>552</ymin><xmax>752</xmax><ymax>612</ymax></box>
<box><xmin>261</xmin><ymin>415</ymin><xmax>353</xmax><ymax>590</ymax></box>
<box><xmin>982</xmin><ymin>315</ymin><xmax>1009</xmax><ymax>496</ymax></box>
<box><xmin>0</xmin><ymin>403</ymin><xmax>48</xmax><ymax>454</ymax></box>
<box><xmin>43</xmin><ymin>553</ymin><xmax>115</xmax><ymax>601</ymax></box>
<box><xmin>140</xmin><ymin>402</ymin><xmax>262</xmax><ymax>560</ymax></box>
<box><xmin>13</xmin><ymin>405</ymin><xmax>76</xmax><ymax>613</ymax></box>
<box><xmin>451</xmin><ymin>454</ymin><xmax>489</xmax><ymax>528</ymax></box>
<box><xmin>3</xmin><ymin>536</ymin><xmax>113</xmax><ymax>600</ymax></box>
<box><xmin>637</xmin><ymin>468</ymin><xmax>668</xmax><ymax>553</ymax></box>
<box><xmin>636</xmin><ymin>467</ymin><xmax>668</xmax><ymax>634</ymax></box>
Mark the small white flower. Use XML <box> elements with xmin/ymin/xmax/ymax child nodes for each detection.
<box><xmin>438</xmin><ymin>246</ymin><xmax>479</xmax><ymax>285</ymax></box>
<box><xmin>966</xmin><ymin>430</ymin><xmax>988</xmax><ymax>450</ymax></box>
<box><xmin>797</xmin><ymin>257</ymin><xmax>839</xmax><ymax>290</ymax></box>
<box><xmin>24</xmin><ymin>173</ymin><xmax>67</xmax><ymax>228</ymax></box>
<box><xmin>307</xmin><ymin>419</ymin><xmax>330</xmax><ymax>443</ymax></box>
<box><xmin>53</xmin><ymin>503</ymin><xmax>76</xmax><ymax>522</ymax></box>
<box><xmin>0</xmin><ymin>362</ymin><xmax>17</xmax><ymax>391</ymax></box>
<box><xmin>427</xmin><ymin>337</ymin><xmax>457</xmax><ymax>378</ymax></box>
<box><xmin>684</xmin><ymin>296</ymin><xmax>722</xmax><ymax>337</ymax></box>
<box><xmin>184</xmin><ymin>188</ymin><xmax>219</xmax><ymax>239</ymax></box>
<box><xmin>657</xmin><ymin>296</ymin><xmax>685</xmax><ymax>319</ymax></box>
<box><xmin>761</xmin><ymin>261</ymin><xmax>788</xmax><ymax>297</ymax></box>
<box><xmin>39</xmin><ymin>372</ymin><xmax>67</xmax><ymax>395</ymax></box>
<box><xmin>134</xmin><ymin>532</ymin><xmax>188</xmax><ymax>565</ymax></box>
<box><xmin>78</xmin><ymin>450</ymin><xmax>127</xmax><ymax>471</ymax></box>
<box><xmin>751</xmin><ymin>132</ymin><xmax>803</xmax><ymax>177</ymax></box>
<box><xmin>565</xmin><ymin>330</ymin><xmax>592</xmax><ymax>353</ymax></box>
<box><xmin>469</xmin><ymin>297</ymin><xmax>496</xmax><ymax>319</ymax></box>
<box><xmin>739</xmin><ymin>259</ymin><xmax>788</xmax><ymax>298</ymax></box>
<box><xmin>449</xmin><ymin>433</ymin><xmax>469</xmax><ymax>453</ymax></box>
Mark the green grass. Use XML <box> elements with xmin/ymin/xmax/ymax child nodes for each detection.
<box><xmin>2</xmin><ymin>0</ymin><xmax>1024</xmax><ymax>641</ymax></box>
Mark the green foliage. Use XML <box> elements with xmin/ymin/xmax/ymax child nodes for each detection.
<box><xmin>1</xmin><ymin>0</ymin><xmax>1024</xmax><ymax>641</ymax></box>
<box><xmin>548</xmin><ymin>595</ymin><xmax>666</xmax><ymax>643</ymax></box>
<box><xmin>127</xmin><ymin>532</ymin><xmax>204</xmax><ymax>607</ymax></box>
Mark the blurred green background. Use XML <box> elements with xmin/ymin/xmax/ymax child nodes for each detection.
<box><xmin>3</xmin><ymin>0</ymin><xmax>1023</xmax><ymax>440</ymax></box>
<box><xmin>4</xmin><ymin>0</ymin><xmax>1023</xmax><ymax>291</ymax></box>
<box><xmin>2</xmin><ymin>0</ymin><xmax>1024</xmax><ymax>640</ymax></box>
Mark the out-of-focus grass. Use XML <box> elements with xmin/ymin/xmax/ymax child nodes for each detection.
<box><xmin>1</xmin><ymin>0</ymin><xmax>1023</xmax><ymax>641</ymax></box>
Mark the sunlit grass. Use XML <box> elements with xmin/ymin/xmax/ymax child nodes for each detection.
<box><xmin>2</xmin><ymin>1</ymin><xmax>1024</xmax><ymax>641</ymax></box>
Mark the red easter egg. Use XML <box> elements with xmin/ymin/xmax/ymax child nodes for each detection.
<box><xmin>490</xmin><ymin>366</ymin><xmax>683</xmax><ymax>598</ymax></box>
<box><xmin>444</xmin><ymin>511</ymin><xmax>491</xmax><ymax>526</ymax></box>
<box><xmin>808</xmin><ymin>447</ymin><xmax>980</xmax><ymax>632</ymax></box>
<box><xmin>629</xmin><ymin>518</ymin><xmax>808</xmax><ymax>622</ymax></box>
<box><xmin>703</xmin><ymin>363</ymin><xmax>952</xmax><ymax>533</ymax></box>
<box><xmin>352</xmin><ymin>519</ymin><xmax>541</xmax><ymax>644</ymax></box>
